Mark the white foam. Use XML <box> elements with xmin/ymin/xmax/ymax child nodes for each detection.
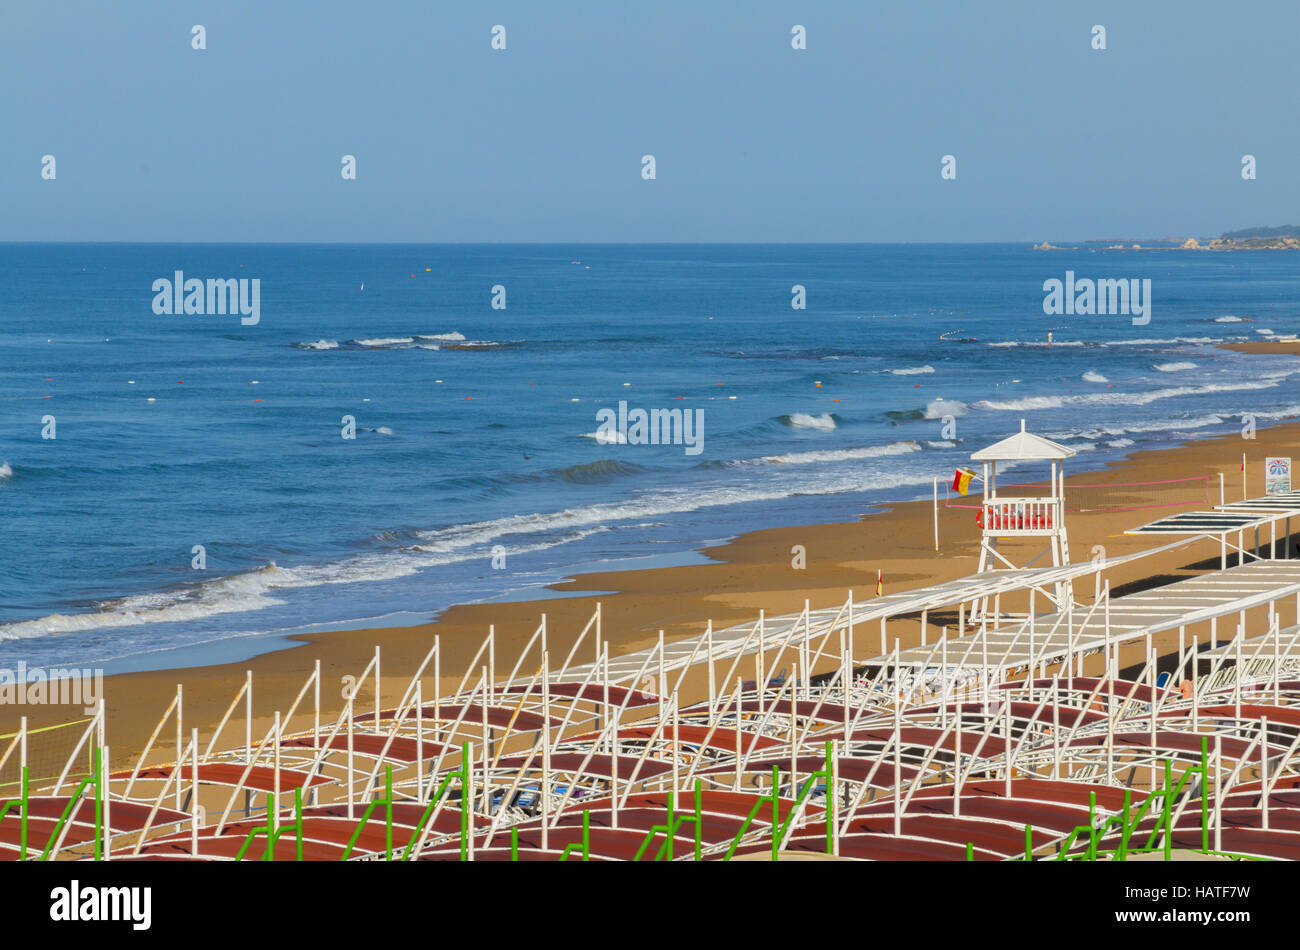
<box><xmin>0</xmin><ymin>462</ymin><xmax>11</xmax><ymax>480</ymax></box>
<box><xmin>1082</xmin><ymin>370</ymin><xmax>1108</xmax><ymax>383</ymax></box>
<box><xmin>975</xmin><ymin>395</ymin><xmax>1064</xmax><ymax>411</ymax></box>
<box><xmin>355</xmin><ymin>337</ymin><xmax>415</xmax><ymax>346</ymax></box>
<box><xmin>1153</xmin><ymin>362</ymin><xmax>1198</xmax><ymax>372</ymax></box>
<box><xmin>787</xmin><ymin>413</ymin><xmax>837</xmax><ymax>430</ymax></box>
<box><xmin>760</xmin><ymin>441</ymin><xmax>922</xmax><ymax>465</ymax></box>
<box><xmin>1215</xmin><ymin>316</ymin><xmax>1245</xmax><ymax>323</ymax></box>
<box><xmin>581</xmin><ymin>430</ymin><xmax>628</xmax><ymax>444</ymax></box>
<box><xmin>298</xmin><ymin>339</ymin><xmax>339</xmax><ymax>350</ymax></box>
<box><xmin>1107</xmin><ymin>438</ymin><xmax>1135</xmax><ymax>448</ymax></box>
<box><xmin>924</xmin><ymin>398</ymin><xmax>967</xmax><ymax>419</ymax></box>
<box><xmin>418</xmin><ymin>332</ymin><xmax>467</xmax><ymax>342</ymax></box>
<box><xmin>886</xmin><ymin>365</ymin><xmax>935</xmax><ymax>375</ymax></box>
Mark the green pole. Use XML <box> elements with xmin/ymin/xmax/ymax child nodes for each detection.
<box><xmin>20</xmin><ymin>764</ymin><xmax>29</xmax><ymax>861</ymax></box>
<box><xmin>1200</xmin><ymin>736</ymin><xmax>1209</xmax><ymax>853</ymax></box>
<box><xmin>1164</xmin><ymin>760</ymin><xmax>1173</xmax><ymax>861</ymax></box>
<box><xmin>1024</xmin><ymin>824</ymin><xmax>1032</xmax><ymax>861</ymax></box>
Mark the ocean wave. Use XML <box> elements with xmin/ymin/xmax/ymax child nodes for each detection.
<box><xmin>1153</xmin><ymin>362</ymin><xmax>1197</xmax><ymax>372</ymax></box>
<box><xmin>295</xmin><ymin>332</ymin><xmax>495</xmax><ymax>351</ymax></box>
<box><xmin>886</xmin><ymin>365</ymin><xmax>935</xmax><ymax>375</ymax></box>
<box><xmin>1215</xmin><ymin>316</ymin><xmax>1246</xmax><ymax>323</ymax></box>
<box><xmin>354</xmin><ymin>336</ymin><xmax>415</xmax><ymax>346</ymax></box>
<box><xmin>0</xmin><ymin>462</ymin><xmax>12</xmax><ymax>480</ymax></box>
<box><xmin>759</xmin><ymin>440</ymin><xmax>922</xmax><ymax>465</ymax></box>
<box><xmin>0</xmin><ymin>528</ymin><xmax>615</xmax><ymax>642</ymax></box>
<box><xmin>780</xmin><ymin>412</ymin><xmax>838</xmax><ymax>430</ymax></box>
<box><xmin>1082</xmin><ymin>370</ymin><xmax>1108</xmax><ymax>383</ymax></box>
<box><xmin>1102</xmin><ymin>337</ymin><xmax>1219</xmax><ymax>345</ymax></box>
<box><xmin>975</xmin><ymin>395</ymin><xmax>1064</xmax><ymax>411</ymax></box>
<box><xmin>555</xmin><ymin>458</ymin><xmax>646</xmax><ymax>483</ymax></box>
<box><xmin>1107</xmin><ymin>438</ymin><xmax>1135</xmax><ymax>448</ymax></box>
<box><xmin>924</xmin><ymin>398</ymin><xmax>967</xmax><ymax>419</ymax></box>
<box><xmin>581</xmin><ymin>430</ymin><xmax>628</xmax><ymax>444</ymax></box>
<box><xmin>979</xmin><ymin>376</ymin><xmax>1293</xmax><ymax>413</ymax></box>
<box><xmin>1045</xmin><ymin>414</ymin><xmax>1227</xmax><ymax>441</ymax></box>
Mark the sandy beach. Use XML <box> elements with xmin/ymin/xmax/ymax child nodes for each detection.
<box><xmin>8</xmin><ymin>397</ymin><xmax>1300</xmax><ymax>767</ymax></box>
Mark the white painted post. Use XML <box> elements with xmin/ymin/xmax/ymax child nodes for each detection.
<box><xmin>1262</xmin><ymin>716</ymin><xmax>1270</xmax><ymax>831</ymax></box>
<box><xmin>191</xmin><ymin>727</ymin><xmax>200</xmax><ymax>855</ymax></box>
<box><xmin>933</xmin><ymin>477</ymin><xmax>940</xmax><ymax>551</ymax></box>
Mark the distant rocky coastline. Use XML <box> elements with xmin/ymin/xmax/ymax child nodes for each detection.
<box><xmin>1039</xmin><ymin>226</ymin><xmax>1298</xmax><ymax>251</ymax></box>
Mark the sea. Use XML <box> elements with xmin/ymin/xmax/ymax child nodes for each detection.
<box><xmin>0</xmin><ymin>243</ymin><xmax>1296</xmax><ymax>673</ymax></box>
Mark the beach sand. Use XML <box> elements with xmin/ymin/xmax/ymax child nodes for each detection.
<box><xmin>8</xmin><ymin>408</ymin><xmax>1300</xmax><ymax>769</ymax></box>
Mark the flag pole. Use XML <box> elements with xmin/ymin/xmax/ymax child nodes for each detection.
<box><xmin>933</xmin><ymin>477</ymin><xmax>939</xmax><ymax>552</ymax></box>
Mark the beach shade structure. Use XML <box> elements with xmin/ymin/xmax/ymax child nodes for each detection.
<box><xmin>1215</xmin><ymin>490</ymin><xmax>1300</xmax><ymax>559</ymax></box>
<box><xmin>969</xmin><ymin>421</ymin><xmax>1077</xmax><ymax>617</ymax></box>
<box><xmin>1125</xmin><ymin>509</ymin><xmax>1295</xmax><ymax>569</ymax></box>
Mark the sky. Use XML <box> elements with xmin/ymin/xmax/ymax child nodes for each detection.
<box><xmin>2</xmin><ymin>1</ymin><xmax>1297</xmax><ymax>243</ymax></box>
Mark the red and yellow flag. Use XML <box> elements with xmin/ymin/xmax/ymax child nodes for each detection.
<box><xmin>952</xmin><ymin>467</ymin><xmax>976</xmax><ymax>496</ymax></box>
<box><xmin>875</xmin><ymin>568</ymin><xmax>884</xmax><ymax>597</ymax></box>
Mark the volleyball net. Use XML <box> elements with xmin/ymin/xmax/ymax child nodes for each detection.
<box><xmin>944</xmin><ymin>474</ymin><xmax>1212</xmax><ymax>514</ymax></box>
<box><xmin>0</xmin><ymin>718</ymin><xmax>95</xmax><ymax>793</ymax></box>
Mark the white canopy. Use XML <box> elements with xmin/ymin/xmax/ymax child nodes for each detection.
<box><xmin>970</xmin><ymin>419</ymin><xmax>1076</xmax><ymax>462</ymax></box>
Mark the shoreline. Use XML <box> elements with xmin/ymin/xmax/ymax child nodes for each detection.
<box><xmin>7</xmin><ymin>414</ymin><xmax>1299</xmax><ymax>763</ymax></box>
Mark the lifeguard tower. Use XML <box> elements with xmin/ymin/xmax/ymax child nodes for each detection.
<box><xmin>970</xmin><ymin>420</ymin><xmax>1077</xmax><ymax>619</ymax></box>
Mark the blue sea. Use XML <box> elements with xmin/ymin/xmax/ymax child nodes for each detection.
<box><xmin>0</xmin><ymin>243</ymin><xmax>1296</xmax><ymax>672</ymax></box>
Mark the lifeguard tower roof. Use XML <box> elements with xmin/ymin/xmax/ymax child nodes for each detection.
<box><xmin>970</xmin><ymin>419</ymin><xmax>1076</xmax><ymax>462</ymax></box>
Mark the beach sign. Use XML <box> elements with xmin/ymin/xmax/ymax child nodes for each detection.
<box><xmin>1266</xmin><ymin>457</ymin><xmax>1291</xmax><ymax>495</ymax></box>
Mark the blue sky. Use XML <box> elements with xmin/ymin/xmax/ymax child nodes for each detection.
<box><xmin>2</xmin><ymin>1</ymin><xmax>1296</xmax><ymax>242</ymax></box>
